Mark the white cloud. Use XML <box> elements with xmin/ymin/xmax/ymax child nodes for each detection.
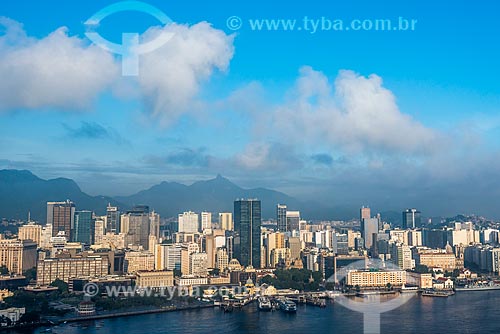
<box><xmin>268</xmin><ymin>66</ymin><xmax>442</xmax><ymax>155</ymax></box>
<box><xmin>138</xmin><ymin>22</ymin><xmax>234</xmax><ymax>124</ymax></box>
<box><xmin>0</xmin><ymin>17</ymin><xmax>119</xmax><ymax>111</ymax></box>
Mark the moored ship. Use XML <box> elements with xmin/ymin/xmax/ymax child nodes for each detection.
<box><xmin>258</xmin><ymin>296</ymin><xmax>272</xmax><ymax>311</ymax></box>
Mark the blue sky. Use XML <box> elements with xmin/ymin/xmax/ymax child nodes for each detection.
<box><xmin>1</xmin><ymin>0</ymin><xmax>500</xmax><ymax>217</ymax></box>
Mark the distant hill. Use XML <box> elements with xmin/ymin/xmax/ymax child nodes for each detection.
<box><xmin>0</xmin><ymin>169</ymin><xmax>120</xmax><ymax>222</ymax></box>
<box><xmin>0</xmin><ymin>169</ymin><xmax>351</xmax><ymax>221</ymax></box>
<box><xmin>116</xmin><ymin>174</ymin><xmax>305</xmax><ymax>219</ymax></box>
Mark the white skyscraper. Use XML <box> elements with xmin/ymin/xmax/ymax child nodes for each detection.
<box><xmin>201</xmin><ymin>212</ymin><xmax>212</xmax><ymax>231</ymax></box>
<box><xmin>178</xmin><ymin>211</ymin><xmax>199</xmax><ymax>233</ymax></box>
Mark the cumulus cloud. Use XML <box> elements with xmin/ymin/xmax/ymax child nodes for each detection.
<box><xmin>139</xmin><ymin>22</ymin><xmax>234</xmax><ymax>124</ymax></box>
<box><xmin>0</xmin><ymin>17</ymin><xmax>119</xmax><ymax>111</ymax></box>
<box><xmin>0</xmin><ymin>18</ymin><xmax>235</xmax><ymax>122</ymax></box>
<box><xmin>267</xmin><ymin>66</ymin><xmax>442</xmax><ymax>155</ymax></box>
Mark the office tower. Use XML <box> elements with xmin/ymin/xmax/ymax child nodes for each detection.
<box><xmin>0</xmin><ymin>239</ymin><xmax>37</xmax><ymax>274</ymax></box>
<box><xmin>219</xmin><ymin>212</ymin><xmax>233</xmax><ymax>231</ymax></box>
<box><xmin>360</xmin><ymin>206</ymin><xmax>371</xmax><ymax>222</ymax></box>
<box><xmin>205</xmin><ymin>230</ymin><xmax>226</xmax><ymax>268</ymax></box>
<box><xmin>361</xmin><ymin>218</ymin><xmax>379</xmax><ymax>249</ymax></box>
<box><xmin>121</xmin><ymin>206</ymin><xmax>151</xmax><ymax>249</ymax></box>
<box><xmin>403</xmin><ymin>209</ymin><xmax>421</xmax><ymax>229</ymax></box>
<box><xmin>391</xmin><ymin>244</ymin><xmax>414</xmax><ymax>270</ymax></box>
<box><xmin>286</xmin><ymin>211</ymin><xmax>300</xmax><ymax>232</ymax></box>
<box><xmin>73</xmin><ymin>210</ymin><xmax>94</xmax><ymax>245</ymax></box>
<box><xmin>156</xmin><ymin>244</ymin><xmax>182</xmax><ymax>271</ymax></box>
<box><xmin>106</xmin><ymin>204</ymin><xmax>120</xmax><ymax>234</ymax></box>
<box><xmin>94</xmin><ymin>219</ymin><xmax>105</xmax><ymax>244</ymax></box>
<box><xmin>149</xmin><ymin>211</ymin><xmax>160</xmax><ymax>239</ymax></box>
<box><xmin>333</xmin><ymin>233</ymin><xmax>349</xmax><ymax>255</ymax></box>
<box><xmin>234</xmin><ymin>199</ymin><xmax>262</xmax><ymax>268</ymax></box>
<box><xmin>40</xmin><ymin>224</ymin><xmax>53</xmax><ymax>249</ymax></box>
<box><xmin>181</xmin><ymin>243</ymin><xmax>200</xmax><ymax>275</ymax></box>
<box><xmin>200</xmin><ymin>212</ymin><xmax>212</xmax><ymax>231</ymax></box>
<box><xmin>124</xmin><ymin>251</ymin><xmax>155</xmax><ymax>273</ymax></box>
<box><xmin>265</xmin><ymin>232</ymin><xmax>285</xmax><ymax>267</ymax></box>
<box><xmin>47</xmin><ymin>201</ymin><xmax>75</xmax><ymax>238</ymax></box>
<box><xmin>277</xmin><ymin>204</ymin><xmax>287</xmax><ymax>232</ymax></box>
<box><xmin>216</xmin><ymin>248</ymin><xmax>229</xmax><ymax>272</ymax></box>
<box><xmin>18</xmin><ymin>223</ymin><xmax>42</xmax><ymax>245</ymax></box>
<box><xmin>178</xmin><ymin>211</ymin><xmax>199</xmax><ymax>233</ymax></box>
<box><xmin>288</xmin><ymin>237</ymin><xmax>302</xmax><ymax>260</ymax></box>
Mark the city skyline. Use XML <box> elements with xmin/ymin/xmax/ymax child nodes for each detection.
<box><xmin>1</xmin><ymin>0</ymin><xmax>500</xmax><ymax>219</ymax></box>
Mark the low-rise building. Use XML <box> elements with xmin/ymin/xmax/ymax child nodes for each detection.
<box><xmin>136</xmin><ymin>270</ymin><xmax>174</xmax><ymax>288</ymax></box>
<box><xmin>347</xmin><ymin>270</ymin><xmax>406</xmax><ymax>287</ymax></box>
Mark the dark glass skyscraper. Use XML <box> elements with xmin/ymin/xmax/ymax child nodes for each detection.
<box><xmin>402</xmin><ymin>208</ymin><xmax>421</xmax><ymax>229</ymax></box>
<box><xmin>73</xmin><ymin>210</ymin><xmax>94</xmax><ymax>244</ymax></box>
<box><xmin>106</xmin><ymin>204</ymin><xmax>120</xmax><ymax>234</ymax></box>
<box><xmin>277</xmin><ymin>204</ymin><xmax>287</xmax><ymax>232</ymax></box>
<box><xmin>234</xmin><ymin>199</ymin><xmax>262</xmax><ymax>268</ymax></box>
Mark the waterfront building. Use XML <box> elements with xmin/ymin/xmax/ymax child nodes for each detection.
<box><xmin>415</xmin><ymin>248</ymin><xmax>458</xmax><ymax>271</ymax></box>
<box><xmin>406</xmin><ymin>271</ymin><xmax>433</xmax><ymax>289</ymax></box>
<box><xmin>347</xmin><ymin>269</ymin><xmax>406</xmax><ymax>287</ymax></box>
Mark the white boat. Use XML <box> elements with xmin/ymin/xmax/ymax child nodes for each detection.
<box><xmin>258</xmin><ymin>296</ymin><xmax>272</xmax><ymax>311</ymax></box>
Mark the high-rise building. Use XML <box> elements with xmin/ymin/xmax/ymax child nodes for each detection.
<box><xmin>234</xmin><ymin>199</ymin><xmax>262</xmax><ymax>268</ymax></box>
<box><xmin>286</xmin><ymin>211</ymin><xmax>300</xmax><ymax>232</ymax></box>
<box><xmin>360</xmin><ymin>206</ymin><xmax>371</xmax><ymax>222</ymax></box>
<box><xmin>178</xmin><ymin>211</ymin><xmax>199</xmax><ymax>233</ymax></box>
<box><xmin>361</xmin><ymin>218</ymin><xmax>379</xmax><ymax>249</ymax></box>
<box><xmin>216</xmin><ymin>248</ymin><xmax>229</xmax><ymax>271</ymax></box>
<box><xmin>0</xmin><ymin>239</ymin><xmax>37</xmax><ymax>274</ymax></box>
<box><xmin>155</xmin><ymin>244</ymin><xmax>182</xmax><ymax>271</ymax></box>
<box><xmin>40</xmin><ymin>224</ymin><xmax>53</xmax><ymax>249</ymax></box>
<box><xmin>277</xmin><ymin>204</ymin><xmax>287</xmax><ymax>232</ymax></box>
<box><xmin>121</xmin><ymin>206</ymin><xmax>151</xmax><ymax>249</ymax></box>
<box><xmin>219</xmin><ymin>212</ymin><xmax>233</xmax><ymax>231</ymax></box>
<box><xmin>149</xmin><ymin>211</ymin><xmax>160</xmax><ymax>239</ymax></box>
<box><xmin>265</xmin><ymin>232</ymin><xmax>285</xmax><ymax>267</ymax></box>
<box><xmin>106</xmin><ymin>205</ymin><xmax>120</xmax><ymax>234</ymax></box>
<box><xmin>402</xmin><ymin>209</ymin><xmax>421</xmax><ymax>229</ymax></box>
<box><xmin>200</xmin><ymin>212</ymin><xmax>212</xmax><ymax>231</ymax></box>
<box><xmin>73</xmin><ymin>210</ymin><xmax>94</xmax><ymax>245</ymax></box>
<box><xmin>47</xmin><ymin>201</ymin><xmax>75</xmax><ymax>238</ymax></box>
<box><xmin>94</xmin><ymin>219</ymin><xmax>105</xmax><ymax>244</ymax></box>
<box><xmin>18</xmin><ymin>223</ymin><xmax>42</xmax><ymax>245</ymax></box>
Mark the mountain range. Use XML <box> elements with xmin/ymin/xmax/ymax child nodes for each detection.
<box><xmin>0</xmin><ymin>169</ymin><xmax>331</xmax><ymax>222</ymax></box>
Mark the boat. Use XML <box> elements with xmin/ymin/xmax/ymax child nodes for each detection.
<box><xmin>278</xmin><ymin>298</ymin><xmax>297</xmax><ymax>313</ymax></box>
<box><xmin>421</xmin><ymin>290</ymin><xmax>455</xmax><ymax>297</ymax></box>
<box><xmin>258</xmin><ymin>296</ymin><xmax>272</xmax><ymax>311</ymax></box>
<box><xmin>455</xmin><ymin>284</ymin><xmax>500</xmax><ymax>292</ymax></box>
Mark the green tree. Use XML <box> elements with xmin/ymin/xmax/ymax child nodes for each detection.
<box><xmin>50</xmin><ymin>279</ymin><xmax>69</xmax><ymax>293</ymax></box>
<box><xmin>0</xmin><ymin>265</ymin><xmax>9</xmax><ymax>275</ymax></box>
